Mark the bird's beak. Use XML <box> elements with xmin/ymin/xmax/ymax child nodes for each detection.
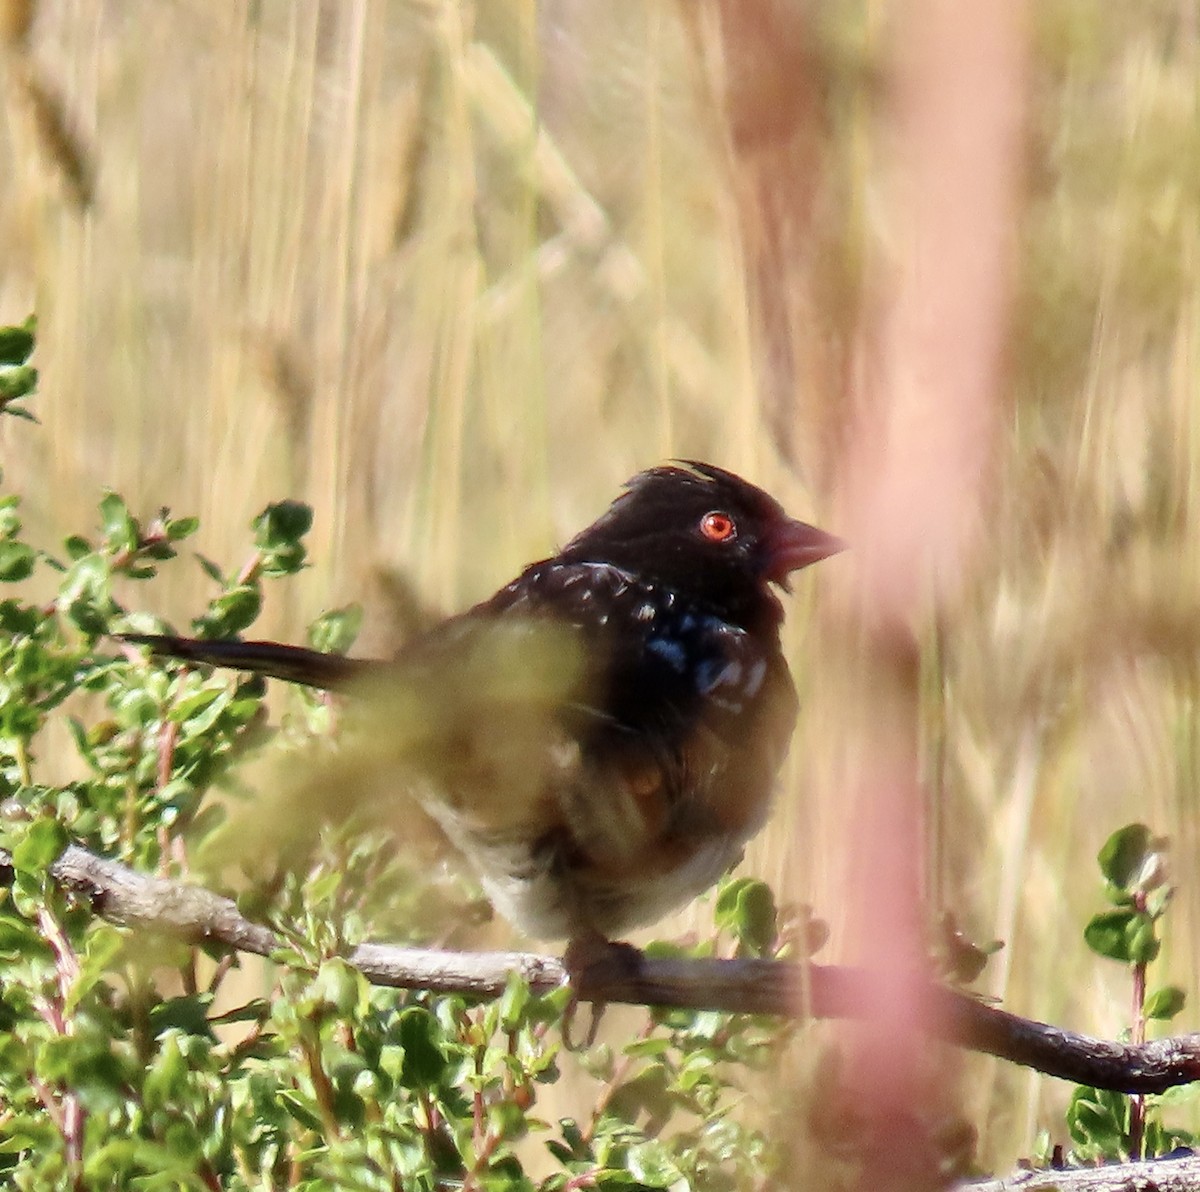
<box><xmin>764</xmin><ymin>520</ymin><xmax>846</xmax><ymax>589</ymax></box>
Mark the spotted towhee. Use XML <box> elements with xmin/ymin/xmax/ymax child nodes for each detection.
<box><xmin>125</xmin><ymin>462</ymin><xmax>842</xmax><ymax>953</ymax></box>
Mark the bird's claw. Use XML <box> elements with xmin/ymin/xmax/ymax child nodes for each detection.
<box><xmin>560</xmin><ymin>935</ymin><xmax>646</xmax><ymax>1050</ymax></box>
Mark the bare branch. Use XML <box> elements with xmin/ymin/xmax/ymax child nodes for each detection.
<box><xmin>964</xmin><ymin>1153</ymin><xmax>1200</xmax><ymax>1192</ymax></box>
<box><xmin>36</xmin><ymin>843</ymin><xmax>279</xmax><ymax>955</ymax></box>
<box><xmin>5</xmin><ymin>842</ymin><xmax>1200</xmax><ymax>1097</ymax></box>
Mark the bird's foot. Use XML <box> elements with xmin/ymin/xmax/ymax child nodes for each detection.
<box><xmin>563</xmin><ymin>933</ymin><xmax>645</xmax><ymax>984</ymax></box>
<box><xmin>560</xmin><ymin>933</ymin><xmax>645</xmax><ymax>1049</ymax></box>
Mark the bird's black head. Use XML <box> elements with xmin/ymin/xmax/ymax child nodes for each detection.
<box><xmin>558</xmin><ymin>461</ymin><xmax>844</xmax><ymax>630</ymax></box>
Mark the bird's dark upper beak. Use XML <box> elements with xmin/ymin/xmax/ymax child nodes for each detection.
<box><xmin>763</xmin><ymin>519</ymin><xmax>846</xmax><ymax>589</ymax></box>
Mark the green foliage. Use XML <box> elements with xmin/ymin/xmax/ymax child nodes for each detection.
<box><xmin>1065</xmin><ymin>1084</ymin><xmax>1196</xmax><ymax>1166</ymax></box>
<box><xmin>713</xmin><ymin>877</ymin><xmax>777</xmax><ymax>958</ymax></box>
<box><xmin>1062</xmin><ymin>823</ymin><xmax>1194</xmax><ymax>1163</ymax></box>
<box><xmin>0</xmin><ymin>314</ymin><xmax>38</xmax><ymax>422</ymax></box>
<box><xmin>307</xmin><ymin>604</ymin><xmax>364</xmax><ymax>654</ymax></box>
<box><xmin>1084</xmin><ymin>824</ymin><xmax>1173</xmax><ymax>968</ymax></box>
<box><xmin>252</xmin><ymin>501</ymin><xmax>313</xmax><ymax>578</ymax></box>
<box><xmin>0</xmin><ymin>319</ymin><xmax>804</xmax><ymax>1188</ymax></box>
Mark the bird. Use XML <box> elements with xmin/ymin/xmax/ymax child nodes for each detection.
<box><xmin>124</xmin><ymin>462</ymin><xmax>843</xmax><ymax>960</ymax></box>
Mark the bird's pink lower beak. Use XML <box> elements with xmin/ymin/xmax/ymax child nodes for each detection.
<box><xmin>764</xmin><ymin>520</ymin><xmax>846</xmax><ymax>587</ymax></box>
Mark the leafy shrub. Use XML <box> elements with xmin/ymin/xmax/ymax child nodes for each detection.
<box><xmin>0</xmin><ymin>319</ymin><xmax>802</xmax><ymax>1190</ymax></box>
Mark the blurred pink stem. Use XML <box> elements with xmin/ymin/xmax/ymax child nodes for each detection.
<box><xmin>838</xmin><ymin>0</ymin><xmax>1027</xmax><ymax>1184</ymax></box>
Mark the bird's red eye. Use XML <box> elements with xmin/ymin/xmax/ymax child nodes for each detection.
<box><xmin>699</xmin><ymin>511</ymin><xmax>737</xmax><ymax>542</ymax></box>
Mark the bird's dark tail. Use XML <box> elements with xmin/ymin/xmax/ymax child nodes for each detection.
<box><xmin>120</xmin><ymin>634</ymin><xmax>377</xmax><ymax>692</ymax></box>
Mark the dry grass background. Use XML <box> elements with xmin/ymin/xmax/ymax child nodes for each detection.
<box><xmin>0</xmin><ymin>0</ymin><xmax>1198</xmax><ymax>1175</ymax></box>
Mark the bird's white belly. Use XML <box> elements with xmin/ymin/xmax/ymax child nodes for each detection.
<box><xmin>474</xmin><ymin>827</ymin><xmax>745</xmax><ymax>941</ymax></box>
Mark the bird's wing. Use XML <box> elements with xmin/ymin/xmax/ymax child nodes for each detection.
<box><xmin>463</xmin><ymin>560</ymin><xmax>799</xmax><ymax>852</ymax></box>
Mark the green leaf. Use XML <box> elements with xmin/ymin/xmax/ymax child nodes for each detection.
<box><xmin>1066</xmin><ymin>1086</ymin><xmax>1127</xmax><ymax>1158</ymax></box>
<box><xmin>37</xmin><ymin>1036</ymin><xmax>129</xmax><ymax>1116</ymax></box>
<box><xmin>714</xmin><ymin>876</ymin><xmax>776</xmax><ymax>955</ymax></box>
<box><xmin>307</xmin><ymin>870</ymin><xmax>342</xmax><ymax>908</ymax></box>
<box><xmin>396</xmin><ymin>1007</ymin><xmax>448</xmax><ymax>1088</ymax></box>
<box><xmin>254</xmin><ymin>500</ymin><xmax>313</xmax><ymax>545</ymax></box>
<box><xmin>166</xmin><ymin>515</ymin><xmax>200</xmax><ymax>541</ymax></box>
<box><xmin>277</xmin><ymin>1088</ymin><xmax>324</xmax><ymax>1132</ymax></box>
<box><xmin>210</xmin><ymin>998</ymin><xmax>272</xmax><ymax>1026</ymax></box>
<box><xmin>487</xmin><ymin>1097</ymin><xmax>528</xmax><ymax>1142</ymax></box>
<box><xmin>0</xmin><ymin>597</ymin><xmax>40</xmax><ymax>635</ymax></box>
<box><xmin>311</xmin><ymin>959</ymin><xmax>362</xmax><ymax>1016</ymax></box>
<box><xmin>59</xmin><ymin>553</ymin><xmax>114</xmax><ymax>637</ymax></box>
<box><xmin>142</xmin><ymin>1034</ymin><xmax>191</xmax><ymax>1112</ymax></box>
<box><xmin>0</xmin><ymin>324</ymin><xmax>35</xmax><ymax>365</ymax></box>
<box><xmin>195</xmin><ymin>585</ymin><xmax>262</xmax><ymax>637</ymax></box>
<box><xmin>622</xmin><ymin>1037</ymin><xmax>672</xmax><ymax>1060</ymax></box>
<box><xmin>625</xmin><ymin>1139</ymin><xmax>683</xmax><ymax>1187</ymax></box>
<box><xmin>195</xmin><ymin>554</ymin><xmax>224</xmax><ymax>583</ymax></box>
<box><xmin>556</xmin><ymin>1118</ymin><xmax>589</xmax><ymax>1160</ymax></box>
<box><xmin>307</xmin><ymin>604</ymin><xmax>363</xmax><ymax>654</ymax></box>
<box><xmin>714</xmin><ymin>877</ymin><xmax>753</xmax><ymax>926</ymax></box>
<box><xmin>1144</xmin><ymin>985</ymin><xmax>1186</xmax><ymax>1021</ymax></box>
<box><xmin>0</xmin><ymin>1131</ymin><xmax>44</xmax><ymax>1155</ymax></box>
<box><xmin>1097</xmin><ymin>824</ymin><xmax>1152</xmax><ymax>891</ymax></box>
<box><xmin>149</xmin><ymin>993</ymin><xmax>216</xmax><ymax>1039</ymax></box>
<box><xmin>66</xmin><ymin>924</ymin><xmax>125</xmax><ymax>1013</ymax></box>
<box><xmin>255</xmin><ymin>500</ymin><xmax>309</xmax><ymax>546</ymax></box>
<box><xmin>0</xmin><ymin>912</ymin><xmax>49</xmax><ymax>958</ymax></box>
<box><xmin>602</xmin><ymin>1066</ymin><xmax>674</xmax><ymax>1131</ymax></box>
<box><xmin>12</xmin><ymin>818</ymin><xmax>68</xmax><ymax>874</ymax></box>
<box><xmin>1084</xmin><ymin>908</ymin><xmax>1137</xmax><ymax>963</ymax></box>
<box><xmin>0</xmin><ymin>494</ymin><xmax>20</xmax><ymax>535</ymax></box>
<box><xmin>592</xmin><ymin>1172</ymin><xmax>642</xmax><ymax>1190</ymax></box>
<box><xmin>0</xmin><ymin>365</ymin><xmax>37</xmax><ymax>402</ymax></box>
<box><xmin>0</xmin><ymin>539</ymin><xmax>35</xmax><ymax>582</ymax></box>
<box><xmin>98</xmin><ymin>491</ymin><xmax>137</xmax><ymax>550</ymax></box>
<box><xmin>1127</xmin><ymin>912</ymin><xmax>1160</xmax><ymax>966</ymax></box>
<box><xmin>498</xmin><ymin>971</ymin><xmax>531</xmax><ymax>1033</ymax></box>
<box><xmin>253</xmin><ymin>501</ymin><xmax>312</xmax><ymax>575</ymax></box>
<box><xmin>168</xmin><ymin>683</ymin><xmax>227</xmax><ymax>726</ymax></box>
